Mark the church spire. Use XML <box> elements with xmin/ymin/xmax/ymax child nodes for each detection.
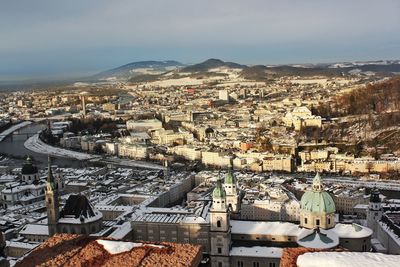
<box><xmin>45</xmin><ymin>155</ymin><xmax>59</xmax><ymax>236</ymax></box>
<box><xmin>47</xmin><ymin>156</ymin><xmax>56</xmax><ymax>190</ymax></box>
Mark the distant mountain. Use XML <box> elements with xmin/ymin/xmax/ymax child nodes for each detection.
<box><xmin>122</xmin><ymin>59</ymin><xmax>400</xmax><ymax>84</ymax></box>
<box><xmin>93</xmin><ymin>60</ymin><xmax>185</xmax><ymax>81</ymax></box>
<box><xmin>241</xmin><ymin>62</ymin><xmax>400</xmax><ymax>81</ymax></box>
<box><xmin>180</xmin><ymin>58</ymin><xmax>247</xmax><ymax>73</ymax></box>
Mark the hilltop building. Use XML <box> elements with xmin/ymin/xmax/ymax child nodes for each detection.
<box><xmin>283</xmin><ymin>106</ymin><xmax>322</xmax><ymax>131</ymax></box>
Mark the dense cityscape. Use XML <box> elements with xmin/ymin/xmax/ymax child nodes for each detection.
<box><xmin>1</xmin><ymin>1</ymin><xmax>400</xmax><ymax>267</ymax></box>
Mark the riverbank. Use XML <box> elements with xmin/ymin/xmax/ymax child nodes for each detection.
<box><xmin>24</xmin><ymin>134</ymin><xmax>101</xmax><ymax>161</ymax></box>
<box><xmin>0</xmin><ymin>121</ymin><xmax>32</xmax><ymax>142</ymax></box>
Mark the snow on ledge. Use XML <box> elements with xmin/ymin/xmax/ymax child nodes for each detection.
<box><xmin>297</xmin><ymin>252</ymin><xmax>400</xmax><ymax>267</ymax></box>
<box><xmin>96</xmin><ymin>240</ymin><xmax>164</xmax><ymax>255</ymax></box>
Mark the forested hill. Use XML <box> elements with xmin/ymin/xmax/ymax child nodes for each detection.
<box><xmin>314</xmin><ymin>76</ymin><xmax>400</xmax><ymax>117</ymax></box>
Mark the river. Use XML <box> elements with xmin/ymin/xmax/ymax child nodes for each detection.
<box><xmin>0</xmin><ymin>122</ymin><xmax>83</xmax><ymax>168</ymax></box>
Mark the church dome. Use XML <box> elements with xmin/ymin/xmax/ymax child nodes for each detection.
<box><xmin>21</xmin><ymin>156</ymin><xmax>38</xmax><ymax>175</ymax></box>
<box><xmin>300</xmin><ymin>191</ymin><xmax>335</xmax><ymax>213</ymax></box>
<box><xmin>300</xmin><ymin>173</ymin><xmax>335</xmax><ymax>214</ymax></box>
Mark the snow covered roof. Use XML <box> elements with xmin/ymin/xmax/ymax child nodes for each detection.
<box><xmin>19</xmin><ymin>224</ymin><xmax>49</xmax><ymax>236</ymax></box>
<box><xmin>230</xmin><ymin>246</ymin><xmax>282</xmax><ymax>258</ymax></box>
<box><xmin>331</xmin><ymin>223</ymin><xmax>372</xmax><ymax>239</ymax></box>
<box><xmin>231</xmin><ymin>220</ymin><xmax>310</xmax><ymax>237</ymax></box>
<box><xmin>297</xmin><ymin>252</ymin><xmax>400</xmax><ymax>267</ymax></box>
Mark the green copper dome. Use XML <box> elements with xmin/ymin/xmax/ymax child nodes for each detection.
<box><xmin>300</xmin><ymin>191</ymin><xmax>335</xmax><ymax>213</ymax></box>
<box><xmin>212</xmin><ymin>181</ymin><xmax>226</xmax><ymax>199</ymax></box>
<box><xmin>224</xmin><ymin>171</ymin><xmax>235</xmax><ymax>184</ymax></box>
<box><xmin>300</xmin><ymin>173</ymin><xmax>335</xmax><ymax>214</ymax></box>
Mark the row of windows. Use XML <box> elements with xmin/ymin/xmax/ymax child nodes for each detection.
<box><xmin>304</xmin><ymin>217</ymin><xmax>331</xmax><ymax>225</ymax></box>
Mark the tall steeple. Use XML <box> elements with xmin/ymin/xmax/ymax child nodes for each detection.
<box><xmin>45</xmin><ymin>156</ymin><xmax>59</xmax><ymax>236</ymax></box>
<box><xmin>210</xmin><ymin>178</ymin><xmax>231</xmax><ymax>267</ymax></box>
<box><xmin>367</xmin><ymin>187</ymin><xmax>382</xmax><ymax>238</ymax></box>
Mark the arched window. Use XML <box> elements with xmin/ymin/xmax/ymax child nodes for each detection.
<box><xmin>217</xmin><ymin>220</ymin><xmax>221</xmax><ymax>228</ymax></box>
<box><xmin>304</xmin><ymin>218</ymin><xmax>308</xmax><ymax>224</ymax></box>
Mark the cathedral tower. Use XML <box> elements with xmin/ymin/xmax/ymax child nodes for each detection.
<box><xmin>223</xmin><ymin>170</ymin><xmax>240</xmax><ymax>214</ymax></box>
<box><xmin>210</xmin><ymin>179</ymin><xmax>231</xmax><ymax>267</ymax></box>
<box><xmin>45</xmin><ymin>157</ymin><xmax>60</xmax><ymax>236</ymax></box>
<box><xmin>367</xmin><ymin>187</ymin><xmax>382</xmax><ymax>237</ymax></box>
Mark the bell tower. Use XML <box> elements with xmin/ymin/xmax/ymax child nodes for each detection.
<box><xmin>223</xmin><ymin>170</ymin><xmax>240</xmax><ymax>215</ymax></box>
<box><xmin>210</xmin><ymin>179</ymin><xmax>231</xmax><ymax>267</ymax></box>
<box><xmin>45</xmin><ymin>156</ymin><xmax>60</xmax><ymax>236</ymax></box>
<box><xmin>367</xmin><ymin>187</ymin><xmax>382</xmax><ymax>237</ymax></box>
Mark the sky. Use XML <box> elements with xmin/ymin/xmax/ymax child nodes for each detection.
<box><xmin>0</xmin><ymin>0</ymin><xmax>399</xmax><ymax>80</ymax></box>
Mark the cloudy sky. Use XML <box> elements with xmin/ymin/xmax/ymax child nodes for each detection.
<box><xmin>1</xmin><ymin>0</ymin><xmax>399</xmax><ymax>80</ymax></box>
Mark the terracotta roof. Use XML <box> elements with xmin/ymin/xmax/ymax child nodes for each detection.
<box><xmin>15</xmin><ymin>234</ymin><xmax>202</xmax><ymax>267</ymax></box>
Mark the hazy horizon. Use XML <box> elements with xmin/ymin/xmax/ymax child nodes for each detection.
<box><xmin>1</xmin><ymin>0</ymin><xmax>399</xmax><ymax>81</ymax></box>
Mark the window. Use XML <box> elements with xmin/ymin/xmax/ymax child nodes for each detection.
<box><xmin>304</xmin><ymin>217</ymin><xmax>308</xmax><ymax>224</ymax></box>
<box><xmin>237</xmin><ymin>261</ymin><xmax>244</xmax><ymax>267</ymax></box>
<box><xmin>328</xmin><ymin>218</ymin><xmax>331</xmax><ymax>224</ymax></box>
<box><xmin>217</xmin><ymin>247</ymin><xmax>222</xmax><ymax>254</ymax></box>
<box><xmin>253</xmin><ymin>262</ymin><xmax>260</xmax><ymax>267</ymax></box>
<box><xmin>316</xmin><ymin>219</ymin><xmax>320</xmax><ymax>226</ymax></box>
<box><xmin>217</xmin><ymin>220</ymin><xmax>221</xmax><ymax>228</ymax></box>
<box><xmin>218</xmin><ymin>262</ymin><xmax>223</xmax><ymax>267</ymax></box>
<box><xmin>269</xmin><ymin>263</ymin><xmax>276</xmax><ymax>267</ymax></box>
